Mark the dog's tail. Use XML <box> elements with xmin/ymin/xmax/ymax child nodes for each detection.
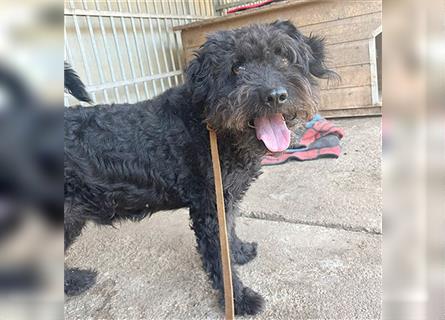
<box><xmin>64</xmin><ymin>62</ymin><xmax>92</xmax><ymax>103</ymax></box>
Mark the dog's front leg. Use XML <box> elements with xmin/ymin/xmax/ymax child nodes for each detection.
<box><xmin>189</xmin><ymin>202</ymin><xmax>264</xmax><ymax>315</ymax></box>
<box><xmin>227</xmin><ymin>206</ymin><xmax>258</xmax><ymax>266</ymax></box>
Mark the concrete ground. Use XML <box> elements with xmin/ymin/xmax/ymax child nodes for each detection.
<box><xmin>65</xmin><ymin>117</ymin><xmax>382</xmax><ymax>320</ymax></box>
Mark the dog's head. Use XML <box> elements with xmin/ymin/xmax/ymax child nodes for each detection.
<box><xmin>186</xmin><ymin>20</ymin><xmax>337</xmax><ymax>153</ymax></box>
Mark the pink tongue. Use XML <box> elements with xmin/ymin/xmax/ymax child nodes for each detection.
<box><xmin>254</xmin><ymin>113</ymin><xmax>291</xmax><ymax>152</ymax></box>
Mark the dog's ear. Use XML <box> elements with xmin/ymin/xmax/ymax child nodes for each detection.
<box><xmin>185</xmin><ymin>45</ymin><xmax>215</xmax><ymax>105</ymax></box>
<box><xmin>271</xmin><ymin>20</ymin><xmax>305</xmax><ymax>42</ymax></box>
<box><xmin>303</xmin><ymin>34</ymin><xmax>338</xmax><ymax>80</ymax></box>
<box><xmin>271</xmin><ymin>20</ymin><xmax>338</xmax><ymax>80</ymax></box>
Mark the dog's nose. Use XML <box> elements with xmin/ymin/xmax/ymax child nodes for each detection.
<box><xmin>265</xmin><ymin>87</ymin><xmax>288</xmax><ymax>106</ymax></box>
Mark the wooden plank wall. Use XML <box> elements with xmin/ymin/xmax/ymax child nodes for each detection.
<box><xmin>177</xmin><ymin>1</ymin><xmax>382</xmax><ymax>118</ymax></box>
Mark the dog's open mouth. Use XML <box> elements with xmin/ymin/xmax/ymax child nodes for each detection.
<box><xmin>253</xmin><ymin>113</ymin><xmax>290</xmax><ymax>153</ymax></box>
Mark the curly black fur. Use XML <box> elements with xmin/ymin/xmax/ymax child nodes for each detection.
<box><xmin>64</xmin><ymin>20</ymin><xmax>335</xmax><ymax>315</ymax></box>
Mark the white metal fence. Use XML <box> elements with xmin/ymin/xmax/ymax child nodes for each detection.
<box><xmin>64</xmin><ymin>0</ymin><xmax>217</xmax><ymax>106</ymax></box>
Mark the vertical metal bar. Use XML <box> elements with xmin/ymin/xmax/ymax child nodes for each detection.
<box><xmin>179</xmin><ymin>0</ymin><xmax>188</xmax><ymax>83</ymax></box>
<box><xmin>220</xmin><ymin>0</ymin><xmax>225</xmax><ymax>16</ymax></box>
<box><xmin>172</xmin><ymin>0</ymin><xmax>178</xmax><ymax>15</ymax></box>
<box><xmin>206</xmin><ymin>1</ymin><xmax>211</xmax><ymax>16</ymax></box>
<box><xmin>64</xmin><ymin>25</ymin><xmax>74</xmax><ymax>106</ymax></box>
<box><xmin>179</xmin><ymin>0</ymin><xmax>185</xmax><ymax>16</ymax></box>
<box><xmin>183</xmin><ymin>0</ymin><xmax>189</xmax><ymax>16</ymax></box>
<box><xmin>152</xmin><ymin>1</ymin><xmax>173</xmax><ymax>88</ymax></box>
<box><xmin>167</xmin><ymin>0</ymin><xmax>180</xmax><ymax>84</ymax></box>
<box><xmin>168</xmin><ymin>0</ymin><xmax>186</xmax><ymax>84</ymax></box>
<box><xmin>93</xmin><ymin>0</ymin><xmax>121</xmax><ymax>103</ymax></box>
<box><xmin>202</xmin><ymin>0</ymin><xmax>207</xmax><ymax>16</ymax></box>
<box><xmin>189</xmin><ymin>0</ymin><xmax>197</xmax><ymax>18</ymax></box>
<box><xmin>81</xmin><ymin>0</ymin><xmax>110</xmax><ymax>103</ymax></box>
<box><xmin>69</xmin><ymin>0</ymin><xmax>96</xmax><ymax>101</ymax></box>
<box><xmin>161</xmin><ymin>1</ymin><xmax>180</xmax><ymax>85</ymax></box>
<box><xmin>199</xmin><ymin>0</ymin><xmax>206</xmax><ymax>16</ymax></box>
<box><xmin>104</xmin><ymin>1</ymin><xmax>131</xmax><ymax>102</ymax></box>
<box><xmin>210</xmin><ymin>0</ymin><xmax>216</xmax><ymax>16</ymax></box>
<box><xmin>170</xmin><ymin>1</ymin><xmax>182</xmax><ymax>85</ymax></box>
<box><xmin>188</xmin><ymin>0</ymin><xmax>195</xmax><ymax>21</ymax></box>
<box><xmin>202</xmin><ymin>0</ymin><xmax>210</xmax><ymax>16</ymax></box>
<box><xmin>143</xmin><ymin>1</ymin><xmax>166</xmax><ymax>93</ymax></box>
<box><xmin>194</xmin><ymin>0</ymin><xmax>202</xmax><ymax>17</ymax></box>
<box><xmin>179</xmin><ymin>0</ymin><xmax>194</xmax><ymax>83</ymax></box>
<box><xmin>179</xmin><ymin>0</ymin><xmax>191</xmax><ymax>23</ymax></box>
<box><xmin>211</xmin><ymin>0</ymin><xmax>216</xmax><ymax>16</ymax></box>
<box><xmin>115</xmin><ymin>0</ymin><xmax>141</xmax><ymax>101</ymax></box>
<box><xmin>163</xmin><ymin>0</ymin><xmax>175</xmax><ymax>87</ymax></box>
<box><xmin>64</xmin><ymin>32</ymin><xmax>69</xmax><ymax>106</ymax></box>
<box><xmin>64</xmin><ymin>23</ymin><xmax>75</xmax><ymax>70</ymax></box>
<box><xmin>126</xmin><ymin>0</ymin><xmax>151</xmax><ymax>99</ymax></box>
<box><xmin>135</xmin><ymin>0</ymin><xmax>159</xmax><ymax>96</ymax></box>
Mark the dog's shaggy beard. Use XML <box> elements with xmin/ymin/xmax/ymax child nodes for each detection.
<box><xmin>203</xmin><ymin>75</ymin><xmax>319</xmax><ymax>154</ymax></box>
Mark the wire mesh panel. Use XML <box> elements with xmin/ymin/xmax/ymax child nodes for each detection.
<box><xmin>64</xmin><ymin>0</ymin><xmax>216</xmax><ymax>106</ymax></box>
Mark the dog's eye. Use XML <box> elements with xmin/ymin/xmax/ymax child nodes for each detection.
<box><xmin>232</xmin><ymin>65</ymin><xmax>245</xmax><ymax>75</ymax></box>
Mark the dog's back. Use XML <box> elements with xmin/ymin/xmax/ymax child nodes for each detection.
<box><xmin>64</xmin><ymin>67</ymin><xmax>203</xmax><ymax>230</ymax></box>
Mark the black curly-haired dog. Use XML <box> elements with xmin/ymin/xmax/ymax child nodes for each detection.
<box><xmin>64</xmin><ymin>20</ymin><xmax>335</xmax><ymax>315</ymax></box>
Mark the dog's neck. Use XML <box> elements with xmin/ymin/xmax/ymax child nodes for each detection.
<box><xmin>216</xmin><ymin>129</ymin><xmax>267</xmax><ymax>165</ymax></box>
<box><xmin>177</xmin><ymin>87</ymin><xmax>266</xmax><ymax>166</ymax></box>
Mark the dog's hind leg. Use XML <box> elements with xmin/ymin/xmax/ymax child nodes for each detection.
<box><xmin>64</xmin><ymin>204</ymin><xmax>86</xmax><ymax>252</ymax></box>
<box><xmin>64</xmin><ymin>218</ymin><xmax>85</xmax><ymax>251</ymax></box>
<box><xmin>64</xmin><ymin>203</ymin><xmax>97</xmax><ymax>296</ymax></box>
<box><xmin>190</xmin><ymin>203</ymin><xmax>264</xmax><ymax>315</ymax></box>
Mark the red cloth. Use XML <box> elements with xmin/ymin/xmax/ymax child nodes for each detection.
<box><xmin>261</xmin><ymin>115</ymin><xmax>344</xmax><ymax>165</ymax></box>
<box><xmin>298</xmin><ymin>118</ymin><xmax>344</xmax><ymax>147</ymax></box>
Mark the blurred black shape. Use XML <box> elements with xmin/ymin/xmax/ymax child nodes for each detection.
<box><xmin>37</xmin><ymin>4</ymin><xmax>64</xmax><ymax>27</ymax></box>
<box><xmin>0</xmin><ymin>64</ymin><xmax>37</xmax><ymax>109</ymax></box>
<box><xmin>0</xmin><ymin>64</ymin><xmax>62</xmax><ymax>241</ymax></box>
<box><xmin>0</xmin><ymin>265</ymin><xmax>41</xmax><ymax>292</ymax></box>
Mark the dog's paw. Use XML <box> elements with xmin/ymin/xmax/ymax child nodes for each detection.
<box><xmin>234</xmin><ymin>287</ymin><xmax>265</xmax><ymax>315</ymax></box>
<box><xmin>233</xmin><ymin>241</ymin><xmax>258</xmax><ymax>265</ymax></box>
<box><xmin>64</xmin><ymin>268</ymin><xmax>97</xmax><ymax>296</ymax></box>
